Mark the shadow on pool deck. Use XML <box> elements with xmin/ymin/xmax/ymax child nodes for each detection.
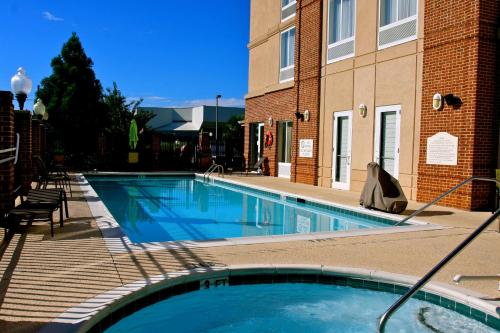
<box><xmin>0</xmin><ymin>174</ymin><xmax>497</xmax><ymax>333</ymax></box>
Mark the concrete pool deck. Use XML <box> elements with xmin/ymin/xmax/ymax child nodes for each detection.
<box><xmin>0</xmin><ymin>174</ymin><xmax>498</xmax><ymax>332</ymax></box>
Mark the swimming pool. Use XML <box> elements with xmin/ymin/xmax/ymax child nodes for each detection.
<box><xmin>103</xmin><ymin>282</ymin><xmax>497</xmax><ymax>333</ymax></box>
<box><xmin>86</xmin><ymin>175</ymin><xmax>408</xmax><ymax>243</ymax></box>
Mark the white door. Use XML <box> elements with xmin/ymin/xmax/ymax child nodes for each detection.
<box><xmin>332</xmin><ymin>111</ymin><xmax>352</xmax><ymax>190</ymax></box>
<box><xmin>374</xmin><ymin>105</ymin><xmax>401</xmax><ymax>179</ymax></box>
<box><xmin>278</xmin><ymin>121</ymin><xmax>293</xmax><ymax>178</ymax></box>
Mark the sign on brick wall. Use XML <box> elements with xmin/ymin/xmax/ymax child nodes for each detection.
<box><xmin>426</xmin><ymin>132</ymin><xmax>458</xmax><ymax>166</ymax></box>
<box><xmin>299</xmin><ymin>139</ymin><xmax>313</xmax><ymax>158</ymax></box>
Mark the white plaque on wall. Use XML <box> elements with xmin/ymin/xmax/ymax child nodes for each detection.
<box><xmin>426</xmin><ymin>132</ymin><xmax>458</xmax><ymax>166</ymax></box>
<box><xmin>299</xmin><ymin>139</ymin><xmax>313</xmax><ymax>158</ymax></box>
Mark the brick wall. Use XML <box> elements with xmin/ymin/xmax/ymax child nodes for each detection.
<box><xmin>14</xmin><ymin>111</ymin><xmax>32</xmax><ymax>194</ymax></box>
<box><xmin>0</xmin><ymin>91</ymin><xmax>15</xmax><ymax>214</ymax></box>
<box><xmin>294</xmin><ymin>0</ymin><xmax>322</xmax><ymax>185</ymax></box>
<box><xmin>417</xmin><ymin>0</ymin><xmax>499</xmax><ymax>210</ymax></box>
<box><xmin>32</xmin><ymin>119</ymin><xmax>42</xmax><ymax>177</ymax></box>
<box><xmin>245</xmin><ymin>88</ymin><xmax>296</xmax><ymax>178</ymax></box>
<box><xmin>244</xmin><ymin>0</ymin><xmax>323</xmax><ymax>185</ymax></box>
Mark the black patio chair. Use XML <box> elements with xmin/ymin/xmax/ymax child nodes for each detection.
<box><xmin>33</xmin><ymin>155</ymin><xmax>73</xmax><ymax>197</ymax></box>
<box><xmin>4</xmin><ymin>187</ymin><xmax>66</xmax><ymax>237</ymax></box>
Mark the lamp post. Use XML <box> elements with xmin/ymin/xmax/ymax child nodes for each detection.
<box><xmin>10</xmin><ymin>67</ymin><xmax>33</xmax><ymax>110</ymax></box>
<box><xmin>215</xmin><ymin>94</ymin><xmax>222</xmax><ymax>157</ymax></box>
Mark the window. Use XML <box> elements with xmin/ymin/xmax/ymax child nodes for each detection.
<box><xmin>280</xmin><ymin>27</ymin><xmax>295</xmax><ymax>83</ymax></box>
<box><xmin>378</xmin><ymin>0</ymin><xmax>417</xmax><ymax>49</ymax></box>
<box><xmin>281</xmin><ymin>0</ymin><xmax>296</xmax><ymax>21</ymax></box>
<box><xmin>327</xmin><ymin>0</ymin><xmax>355</xmax><ymax>62</ymax></box>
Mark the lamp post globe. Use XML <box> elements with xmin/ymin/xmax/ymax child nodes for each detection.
<box><xmin>33</xmin><ymin>98</ymin><xmax>46</xmax><ymax>120</ymax></box>
<box><xmin>10</xmin><ymin>67</ymin><xmax>33</xmax><ymax>110</ymax></box>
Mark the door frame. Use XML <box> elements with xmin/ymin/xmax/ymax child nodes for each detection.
<box><xmin>278</xmin><ymin>120</ymin><xmax>293</xmax><ymax>179</ymax></box>
<box><xmin>331</xmin><ymin>110</ymin><xmax>353</xmax><ymax>190</ymax></box>
<box><xmin>257</xmin><ymin>123</ymin><xmax>265</xmax><ymax>158</ymax></box>
<box><xmin>374</xmin><ymin>105</ymin><xmax>401</xmax><ymax>179</ymax></box>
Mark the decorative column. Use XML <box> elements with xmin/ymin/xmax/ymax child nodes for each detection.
<box><xmin>0</xmin><ymin>91</ymin><xmax>15</xmax><ymax>214</ymax></box>
<box><xmin>14</xmin><ymin>110</ymin><xmax>32</xmax><ymax>194</ymax></box>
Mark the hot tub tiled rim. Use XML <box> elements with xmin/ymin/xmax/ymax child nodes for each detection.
<box><xmin>41</xmin><ymin>265</ymin><xmax>499</xmax><ymax>333</ymax></box>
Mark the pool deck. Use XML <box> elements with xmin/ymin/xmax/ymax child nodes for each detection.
<box><xmin>0</xmin><ymin>173</ymin><xmax>498</xmax><ymax>332</ymax></box>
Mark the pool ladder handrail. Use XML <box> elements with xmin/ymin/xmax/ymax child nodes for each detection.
<box><xmin>378</xmin><ymin>176</ymin><xmax>500</xmax><ymax>332</ymax></box>
<box><xmin>203</xmin><ymin>163</ymin><xmax>224</xmax><ymax>181</ymax></box>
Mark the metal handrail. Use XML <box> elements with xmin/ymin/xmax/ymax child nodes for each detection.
<box><xmin>379</xmin><ymin>177</ymin><xmax>500</xmax><ymax>332</ymax></box>
<box><xmin>0</xmin><ymin>133</ymin><xmax>19</xmax><ymax>165</ymax></box>
<box><xmin>395</xmin><ymin>177</ymin><xmax>500</xmax><ymax>226</ymax></box>
<box><xmin>203</xmin><ymin>164</ymin><xmax>224</xmax><ymax>181</ymax></box>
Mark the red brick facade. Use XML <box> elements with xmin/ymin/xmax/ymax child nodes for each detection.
<box><xmin>14</xmin><ymin>111</ymin><xmax>32</xmax><ymax>194</ymax></box>
<box><xmin>244</xmin><ymin>0</ymin><xmax>323</xmax><ymax>185</ymax></box>
<box><xmin>0</xmin><ymin>91</ymin><xmax>15</xmax><ymax>214</ymax></box>
<box><xmin>417</xmin><ymin>0</ymin><xmax>499</xmax><ymax>210</ymax></box>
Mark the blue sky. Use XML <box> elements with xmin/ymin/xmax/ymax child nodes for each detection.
<box><xmin>0</xmin><ymin>1</ymin><xmax>250</xmax><ymax>109</ymax></box>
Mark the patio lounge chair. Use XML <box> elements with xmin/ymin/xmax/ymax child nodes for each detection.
<box><xmin>244</xmin><ymin>157</ymin><xmax>267</xmax><ymax>175</ymax></box>
<box><xmin>33</xmin><ymin>155</ymin><xmax>73</xmax><ymax>197</ymax></box>
<box><xmin>4</xmin><ymin>187</ymin><xmax>66</xmax><ymax>237</ymax></box>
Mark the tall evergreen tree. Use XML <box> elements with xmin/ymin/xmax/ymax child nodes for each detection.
<box><xmin>37</xmin><ymin>33</ymin><xmax>106</xmax><ymax>160</ymax></box>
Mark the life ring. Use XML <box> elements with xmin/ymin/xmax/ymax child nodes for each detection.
<box><xmin>265</xmin><ymin>131</ymin><xmax>273</xmax><ymax>147</ymax></box>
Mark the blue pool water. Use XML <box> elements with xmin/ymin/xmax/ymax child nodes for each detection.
<box><xmin>104</xmin><ymin>283</ymin><xmax>496</xmax><ymax>333</ymax></box>
<box><xmin>87</xmin><ymin>176</ymin><xmax>398</xmax><ymax>243</ymax></box>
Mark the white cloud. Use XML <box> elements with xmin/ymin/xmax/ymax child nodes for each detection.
<box><xmin>43</xmin><ymin>11</ymin><xmax>64</xmax><ymax>21</ymax></box>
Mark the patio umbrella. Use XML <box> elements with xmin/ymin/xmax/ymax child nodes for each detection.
<box><xmin>129</xmin><ymin>119</ymin><xmax>138</xmax><ymax>150</ymax></box>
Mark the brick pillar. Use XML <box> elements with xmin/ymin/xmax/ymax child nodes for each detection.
<box><xmin>292</xmin><ymin>0</ymin><xmax>323</xmax><ymax>185</ymax></box>
<box><xmin>14</xmin><ymin>111</ymin><xmax>32</xmax><ymax>194</ymax></box>
<box><xmin>0</xmin><ymin>91</ymin><xmax>15</xmax><ymax>214</ymax></box>
<box><xmin>32</xmin><ymin>119</ymin><xmax>42</xmax><ymax>176</ymax></box>
<box><xmin>417</xmin><ymin>0</ymin><xmax>499</xmax><ymax>210</ymax></box>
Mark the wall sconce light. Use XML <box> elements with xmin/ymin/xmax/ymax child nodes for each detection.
<box><xmin>295</xmin><ymin>111</ymin><xmax>304</xmax><ymax>121</ymax></box>
<box><xmin>268</xmin><ymin>116</ymin><xmax>273</xmax><ymax>127</ymax></box>
<box><xmin>303</xmin><ymin>110</ymin><xmax>310</xmax><ymax>122</ymax></box>
<box><xmin>432</xmin><ymin>93</ymin><xmax>443</xmax><ymax>110</ymax></box>
<box><xmin>444</xmin><ymin>94</ymin><xmax>462</xmax><ymax>108</ymax></box>
<box><xmin>358</xmin><ymin>104</ymin><xmax>367</xmax><ymax>117</ymax></box>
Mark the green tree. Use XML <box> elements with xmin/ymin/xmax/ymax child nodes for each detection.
<box><xmin>102</xmin><ymin>82</ymin><xmax>154</xmax><ymax>167</ymax></box>
<box><xmin>37</xmin><ymin>33</ymin><xmax>107</xmax><ymax>162</ymax></box>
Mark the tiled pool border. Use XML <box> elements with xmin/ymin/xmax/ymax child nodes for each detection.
<box><xmin>79</xmin><ymin>172</ymin><xmax>445</xmax><ymax>254</ymax></box>
<box><xmin>40</xmin><ymin>265</ymin><xmax>499</xmax><ymax>333</ymax></box>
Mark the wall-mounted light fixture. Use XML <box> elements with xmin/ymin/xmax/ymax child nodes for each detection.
<box><xmin>432</xmin><ymin>93</ymin><xmax>443</xmax><ymax>110</ymax></box>
<box><xmin>303</xmin><ymin>110</ymin><xmax>310</xmax><ymax>122</ymax></box>
<box><xmin>295</xmin><ymin>111</ymin><xmax>304</xmax><ymax>121</ymax></box>
<box><xmin>358</xmin><ymin>104</ymin><xmax>367</xmax><ymax>117</ymax></box>
<box><xmin>268</xmin><ymin>116</ymin><xmax>273</xmax><ymax>127</ymax></box>
<box><xmin>444</xmin><ymin>94</ymin><xmax>462</xmax><ymax>108</ymax></box>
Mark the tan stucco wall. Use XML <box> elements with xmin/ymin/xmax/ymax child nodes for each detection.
<box><xmin>318</xmin><ymin>0</ymin><xmax>424</xmax><ymax>200</ymax></box>
<box><xmin>247</xmin><ymin>1</ymin><xmax>296</xmax><ymax>97</ymax></box>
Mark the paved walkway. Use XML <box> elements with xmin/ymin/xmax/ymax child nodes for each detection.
<box><xmin>0</xmin><ymin>174</ymin><xmax>498</xmax><ymax>332</ymax></box>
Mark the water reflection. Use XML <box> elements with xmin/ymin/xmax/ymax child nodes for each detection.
<box><xmin>87</xmin><ymin>177</ymin><xmax>388</xmax><ymax>243</ymax></box>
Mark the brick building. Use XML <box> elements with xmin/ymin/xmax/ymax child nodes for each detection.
<box><xmin>244</xmin><ymin>0</ymin><xmax>499</xmax><ymax>210</ymax></box>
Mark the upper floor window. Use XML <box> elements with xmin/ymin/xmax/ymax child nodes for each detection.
<box><xmin>378</xmin><ymin>0</ymin><xmax>417</xmax><ymax>49</ymax></box>
<box><xmin>281</xmin><ymin>0</ymin><xmax>296</xmax><ymax>21</ymax></box>
<box><xmin>327</xmin><ymin>0</ymin><xmax>355</xmax><ymax>63</ymax></box>
<box><xmin>280</xmin><ymin>26</ymin><xmax>295</xmax><ymax>83</ymax></box>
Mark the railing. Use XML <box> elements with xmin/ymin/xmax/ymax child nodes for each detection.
<box><xmin>203</xmin><ymin>163</ymin><xmax>224</xmax><ymax>181</ymax></box>
<box><xmin>0</xmin><ymin>133</ymin><xmax>19</xmax><ymax>165</ymax></box>
<box><xmin>395</xmin><ymin>177</ymin><xmax>500</xmax><ymax>226</ymax></box>
<box><xmin>378</xmin><ymin>176</ymin><xmax>500</xmax><ymax>332</ymax></box>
